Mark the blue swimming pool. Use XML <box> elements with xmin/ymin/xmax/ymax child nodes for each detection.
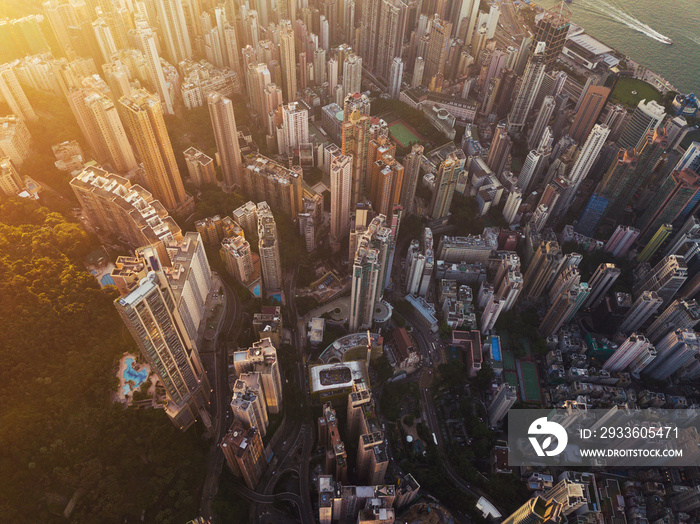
<box><xmin>491</xmin><ymin>336</ymin><xmax>502</xmax><ymax>362</ymax></box>
<box><xmin>122</xmin><ymin>357</ymin><xmax>149</xmax><ymax>395</ymax></box>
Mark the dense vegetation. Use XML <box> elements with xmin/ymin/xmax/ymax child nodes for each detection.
<box><xmin>0</xmin><ymin>198</ymin><xmax>207</xmax><ymax>523</ymax></box>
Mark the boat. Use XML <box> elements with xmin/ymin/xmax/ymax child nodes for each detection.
<box><xmin>660</xmin><ymin>36</ymin><xmax>673</xmax><ymax>45</ymax></box>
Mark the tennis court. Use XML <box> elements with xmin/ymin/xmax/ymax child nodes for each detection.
<box><xmin>517</xmin><ymin>361</ymin><xmax>541</xmax><ymax>403</ymax></box>
<box><xmin>503</xmin><ymin>350</ymin><xmax>516</xmax><ymax>371</ymax></box>
<box><xmin>389</xmin><ymin>122</ymin><xmax>422</xmax><ymax>147</ymax></box>
<box><xmin>505</xmin><ymin>371</ymin><xmax>518</xmax><ymax>389</ymax></box>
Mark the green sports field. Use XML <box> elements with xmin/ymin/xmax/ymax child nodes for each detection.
<box><xmin>611</xmin><ymin>77</ymin><xmax>662</xmax><ymax>108</ymax></box>
<box><xmin>518</xmin><ymin>361</ymin><xmax>541</xmax><ymax>403</ymax></box>
<box><xmin>389</xmin><ymin>122</ymin><xmax>422</xmax><ymax>147</ymax></box>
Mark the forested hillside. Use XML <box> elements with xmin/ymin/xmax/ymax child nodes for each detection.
<box><xmin>0</xmin><ymin>198</ymin><xmax>207</xmax><ymax>523</ymax></box>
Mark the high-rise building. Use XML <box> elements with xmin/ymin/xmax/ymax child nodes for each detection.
<box><xmin>68</xmin><ymin>81</ymin><xmax>138</xmax><ymax>173</ymax></box>
<box><xmin>523</xmin><ymin>240</ymin><xmax>562</xmax><ymax>301</ymax></box>
<box><xmin>134</xmin><ymin>25</ymin><xmax>175</xmax><ymax>115</ymax></box>
<box><xmin>114</xmin><ymin>248</ymin><xmax>212</xmax><ymax>431</ymax></box>
<box><xmin>559</xmin><ymin>124</ymin><xmax>610</xmax><ymax>214</ymax></box>
<box><xmin>233</xmin><ymin>337</ymin><xmax>283</xmax><ymax>414</ymax></box>
<box><xmin>349</xmin><ymin>214</ymin><xmax>394</xmax><ymax>331</ymax></box>
<box><xmin>195</xmin><ymin>214</ymin><xmax>242</xmax><ymax>246</ymax></box>
<box><xmin>643</xmin><ymin>329</ymin><xmax>700</xmax><ymax>380</ymax></box>
<box><xmin>637</xmin><ymin>223</ymin><xmax>673</xmax><ymax>263</ymax></box>
<box><xmin>423</xmin><ymin>15</ymin><xmax>452</xmax><ymax>88</ymax></box>
<box><xmin>603</xmin><ymin>333</ymin><xmax>656</xmax><ymax>374</ymax></box>
<box><xmin>231</xmin><ymin>373</ymin><xmax>269</xmax><ymax>437</ymax></box>
<box><xmin>183</xmin><ymin>147</ymin><xmax>216</xmax><ymax>186</ymax></box>
<box><xmin>543</xmin><ymin>480</ymin><xmax>588</xmax><ymax>517</ymax></box>
<box><xmin>241</xmin><ymin>154</ymin><xmax>303</xmax><ymax>217</ymax></box>
<box><xmin>507</xmin><ymin>42</ymin><xmax>547</xmax><ymax>134</ymax></box>
<box><xmin>0</xmin><ymin>157</ymin><xmax>23</xmax><ymax>196</ymax></box>
<box><xmin>398</xmin><ymin>144</ymin><xmax>423</xmax><ymax>213</ymax></box>
<box><xmin>487</xmin><ymin>123</ymin><xmax>512</xmax><ymax>178</ymax></box>
<box><xmin>528</xmin><ymin>96</ymin><xmax>556</xmax><ymax>150</ymax></box>
<box><xmin>583</xmin><ymin>263</ymin><xmax>620</xmax><ymax>309</ymax></box>
<box><xmin>279</xmin><ymin>20</ymin><xmax>297</xmax><ymax>102</ymax></box>
<box><xmin>153</xmin><ymin>0</ymin><xmax>192</xmax><ymax>64</ymax></box>
<box><xmin>569</xmin><ymin>85</ymin><xmax>610</xmax><ymax>144</ymax></box>
<box><xmin>533</xmin><ymin>2</ymin><xmax>571</xmax><ymax>66</ymax></box>
<box><xmin>488</xmin><ymin>383</ymin><xmax>517</xmax><ymax>426</ymax></box>
<box><xmin>620</xmin><ymin>291</ymin><xmax>663</xmax><ymax>334</ymax></box>
<box><xmin>71</xmin><ymin>166</ymin><xmax>182</xmax><ymax>252</ymax></box>
<box><xmin>634</xmin><ymin>255</ymin><xmax>688</xmax><ymax>307</ymax></box>
<box><xmin>664</xmin><ymin>215</ymin><xmax>700</xmax><ymax>259</ymax></box>
<box><xmin>430</xmin><ymin>149</ymin><xmax>466</xmax><ymax>219</ymax></box>
<box><xmin>646</xmin><ymin>298</ymin><xmax>700</xmax><ymax>344</ymax></box>
<box><xmin>0</xmin><ymin>114</ymin><xmax>31</xmax><ymax>167</ymax></box>
<box><xmin>330</xmin><ymin>154</ymin><xmax>353</xmax><ymax>251</ymax></box>
<box><xmin>279</xmin><ymin>101</ymin><xmax>309</xmax><ymax>155</ymax></box>
<box><xmin>375</xmin><ymin>0</ymin><xmax>407</xmax><ymax>81</ymax></box>
<box><xmin>342</xmin><ymin>94</ymin><xmax>371</xmax><ymax>205</ymax></box>
<box><xmin>389</xmin><ymin>57</ymin><xmax>403</xmax><ymax>99</ymax></box>
<box><xmin>502</xmin><ymin>496</ymin><xmax>563</xmax><ymax>524</ymax></box>
<box><xmin>605</xmin><ymin>225</ymin><xmax>640</xmax><ymax>258</ymax></box>
<box><xmin>503</xmin><ymin>188</ymin><xmax>523</xmax><ymax>224</ymax></box>
<box><xmin>539</xmin><ymin>284</ymin><xmax>586</xmax><ymax>336</ymax></box>
<box><xmin>369</xmin><ymin>149</ymin><xmax>404</xmax><ymax>217</ymax></box>
<box><xmin>208</xmin><ymin>91</ymin><xmax>243</xmax><ymax>188</ymax></box>
<box><xmin>411</xmin><ymin>56</ymin><xmax>424</xmax><ymax>88</ymax></box>
<box><xmin>220</xmin><ymin>235</ymin><xmax>257</xmax><ymax>285</ymax></box>
<box><xmin>617</xmin><ymin>99</ymin><xmax>666</xmax><ymax>150</ymax></box>
<box><xmin>120</xmin><ymin>89</ymin><xmax>192</xmax><ymax>213</ymax></box>
<box><xmin>481</xmin><ymin>295</ymin><xmax>505</xmax><ymax>334</ymax></box>
<box><xmin>221</xmin><ymin>422</ymin><xmax>266</xmax><ymax>489</ymax></box>
<box><xmin>256</xmin><ymin>202</ymin><xmax>283</xmax><ymax>295</ymax></box>
<box><xmin>343</xmin><ymin>53</ymin><xmax>363</xmax><ymax>97</ymax></box>
<box><xmin>637</xmin><ymin>169</ymin><xmax>700</xmax><ymax>244</ymax></box>
<box><xmin>0</xmin><ymin>63</ymin><xmax>37</xmax><ymax>122</ymax></box>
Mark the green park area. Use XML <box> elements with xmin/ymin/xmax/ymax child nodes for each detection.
<box><xmin>611</xmin><ymin>77</ymin><xmax>662</xmax><ymax>108</ymax></box>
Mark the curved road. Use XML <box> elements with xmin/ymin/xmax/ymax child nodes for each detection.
<box><xmin>200</xmin><ymin>277</ymin><xmax>242</xmax><ymax>519</ymax></box>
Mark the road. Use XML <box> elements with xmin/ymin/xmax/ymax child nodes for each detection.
<box><xmin>399</xmin><ymin>305</ymin><xmax>504</xmax><ymax>515</ymax></box>
<box><xmin>200</xmin><ymin>277</ymin><xmax>242</xmax><ymax>519</ymax></box>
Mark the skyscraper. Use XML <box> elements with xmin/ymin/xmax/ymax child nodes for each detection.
<box><xmin>233</xmin><ymin>338</ymin><xmax>283</xmax><ymax>414</ymax></box>
<box><xmin>487</xmin><ymin>123</ymin><xmax>513</xmax><ymax>178</ymax></box>
<box><xmin>643</xmin><ymin>329</ymin><xmax>700</xmax><ymax>381</ymax></box>
<box><xmin>153</xmin><ymin>0</ymin><xmax>192</xmax><ymax>64</ymax></box>
<box><xmin>559</xmin><ymin>124</ymin><xmax>610</xmax><ymax>214</ymax></box>
<box><xmin>502</xmin><ymin>496</ymin><xmax>562</xmax><ymax>524</ymax></box>
<box><xmin>637</xmin><ymin>223</ymin><xmax>673</xmax><ymax>263</ymax></box>
<box><xmin>603</xmin><ymin>333</ymin><xmax>655</xmax><ymax>374</ymax></box>
<box><xmin>343</xmin><ymin>53</ymin><xmax>363</xmax><ymax>97</ymax></box>
<box><xmin>220</xmin><ymin>235</ymin><xmax>257</xmax><ymax>286</ymax></box>
<box><xmin>0</xmin><ymin>157</ymin><xmax>23</xmax><ymax>196</ymax></box>
<box><xmin>184</xmin><ymin>147</ymin><xmax>216</xmax><ymax>186</ymax></box>
<box><xmin>349</xmin><ymin>215</ymin><xmax>394</xmax><ymax>331</ymax></box>
<box><xmin>507</xmin><ymin>42</ymin><xmax>547</xmax><ymax>134</ymax></box>
<box><xmin>67</xmin><ymin>81</ymin><xmax>138</xmax><ymax>173</ymax></box>
<box><xmin>488</xmin><ymin>383</ymin><xmax>517</xmax><ymax>426</ymax></box>
<box><xmin>430</xmin><ymin>149</ymin><xmax>466</xmax><ymax>219</ymax></box>
<box><xmin>637</xmin><ymin>169</ymin><xmax>700</xmax><ymax>244</ymax></box>
<box><xmin>528</xmin><ymin>96</ymin><xmax>556</xmax><ymax>150</ymax></box>
<box><xmin>620</xmin><ymin>291</ymin><xmax>663</xmax><ymax>334</ymax></box>
<box><xmin>208</xmin><ymin>91</ymin><xmax>243</xmax><ymax>189</ymax></box>
<box><xmin>399</xmin><ymin>144</ymin><xmax>423</xmax><ymax>213</ymax></box>
<box><xmin>257</xmin><ymin>202</ymin><xmax>283</xmax><ymax>296</ymax></box>
<box><xmin>569</xmin><ymin>85</ymin><xmax>610</xmax><ymax>144</ymax></box>
<box><xmin>279</xmin><ymin>101</ymin><xmax>309</xmax><ymax>156</ymax></box>
<box><xmin>583</xmin><ymin>263</ymin><xmax>620</xmax><ymax>309</ymax></box>
<box><xmin>423</xmin><ymin>15</ymin><xmax>451</xmax><ymax>88</ymax></box>
<box><xmin>646</xmin><ymin>298</ymin><xmax>700</xmax><ymax>344</ymax></box>
<box><xmin>342</xmin><ymin>94</ymin><xmax>371</xmax><ymax>205</ymax></box>
<box><xmin>0</xmin><ymin>63</ymin><xmax>37</xmax><ymax>122</ymax></box>
<box><xmin>114</xmin><ymin>248</ymin><xmax>212</xmax><ymax>432</ymax></box>
<box><xmin>533</xmin><ymin>2</ymin><xmax>571</xmax><ymax>66</ymax></box>
<box><xmin>0</xmin><ymin>114</ymin><xmax>31</xmax><ymax>167</ymax></box>
<box><xmin>134</xmin><ymin>25</ymin><xmax>175</xmax><ymax>115</ymax></box>
<box><xmin>375</xmin><ymin>0</ymin><xmax>407</xmax><ymax>81</ymax></box>
<box><xmin>539</xmin><ymin>284</ymin><xmax>586</xmax><ymax>336</ymax></box>
<box><xmin>523</xmin><ymin>240</ymin><xmax>563</xmax><ymax>301</ymax></box>
<box><xmin>221</xmin><ymin>423</ymin><xmax>266</xmax><ymax>489</ymax></box>
<box><xmin>634</xmin><ymin>255</ymin><xmax>688</xmax><ymax>307</ymax></box>
<box><xmin>605</xmin><ymin>225</ymin><xmax>640</xmax><ymax>258</ymax></box>
<box><xmin>330</xmin><ymin>154</ymin><xmax>353</xmax><ymax>252</ymax></box>
<box><xmin>279</xmin><ymin>20</ymin><xmax>297</xmax><ymax>102</ymax></box>
<box><xmin>389</xmin><ymin>57</ymin><xmax>403</xmax><ymax>99</ymax></box>
<box><xmin>617</xmin><ymin>99</ymin><xmax>666</xmax><ymax>150</ymax></box>
<box><xmin>120</xmin><ymin>89</ymin><xmax>192</xmax><ymax>214</ymax></box>
<box><xmin>242</xmin><ymin>154</ymin><xmax>303</xmax><ymax>217</ymax></box>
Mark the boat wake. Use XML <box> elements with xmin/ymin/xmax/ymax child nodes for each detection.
<box><xmin>581</xmin><ymin>0</ymin><xmax>673</xmax><ymax>44</ymax></box>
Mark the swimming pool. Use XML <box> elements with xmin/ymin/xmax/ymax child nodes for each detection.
<box><xmin>122</xmin><ymin>357</ymin><xmax>149</xmax><ymax>395</ymax></box>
